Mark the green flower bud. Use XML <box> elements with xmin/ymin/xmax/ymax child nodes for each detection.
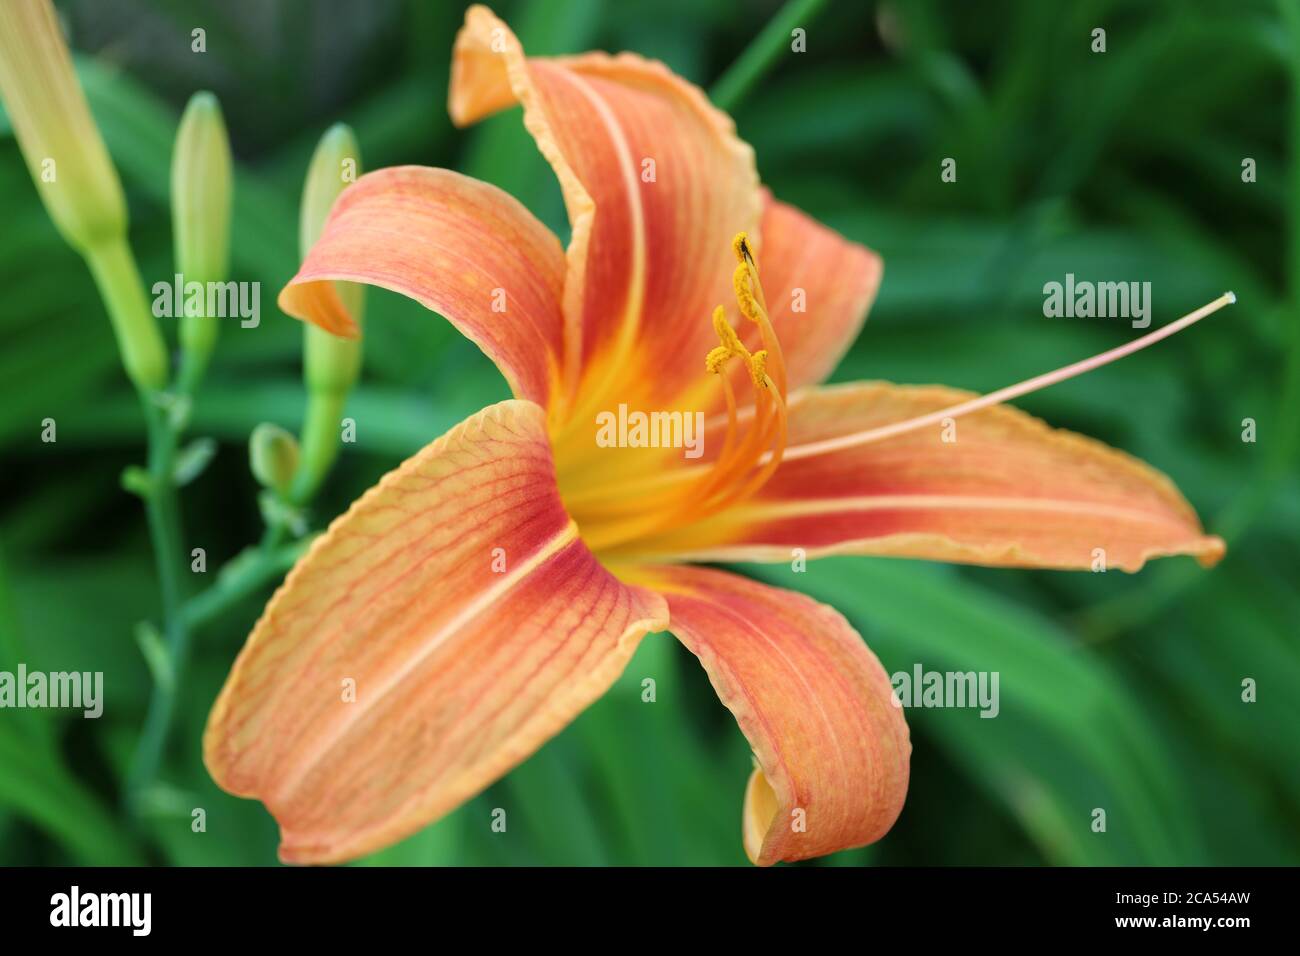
<box><xmin>289</xmin><ymin>124</ymin><xmax>365</xmax><ymax>505</ymax></box>
<box><xmin>172</xmin><ymin>91</ymin><xmax>232</xmax><ymax>388</ymax></box>
<box><xmin>0</xmin><ymin>0</ymin><xmax>124</xmax><ymax>250</ymax></box>
<box><xmin>301</xmin><ymin>123</ymin><xmax>365</xmax><ymax>395</ymax></box>
<box><xmin>0</xmin><ymin>0</ymin><xmax>167</xmax><ymax>392</ymax></box>
<box><xmin>249</xmin><ymin>423</ymin><xmax>300</xmax><ymax>497</ymax></box>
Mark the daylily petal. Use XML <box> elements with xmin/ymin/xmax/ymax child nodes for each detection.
<box><xmin>204</xmin><ymin>400</ymin><xmax>668</xmax><ymax>863</ymax></box>
<box><xmin>740</xmin><ymin>192</ymin><xmax>883</xmax><ymax>393</ymax></box>
<box><xmin>642</xmin><ymin>565</ymin><xmax>909</xmax><ymax>865</ymax></box>
<box><xmin>450</xmin><ymin>4</ymin><xmax>761</xmax><ymax>412</ymax></box>
<box><xmin>279</xmin><ymin>165</ymin><xmax>567</xmax><ymax>405</ymax></box>
<box><xmin>623</xmin><ymin>382</ymin><xmax>1226</xmax><ymax>572</ymax></box>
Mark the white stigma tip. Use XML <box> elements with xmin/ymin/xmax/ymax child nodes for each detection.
<box><xmin>1225</xmin><ymin>291</ymin><xmax>1237</xmax><ymax>304</ymax></box>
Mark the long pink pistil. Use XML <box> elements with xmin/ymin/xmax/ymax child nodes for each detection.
<box><xmin>776</xmin><ymin>292</ymin><xmax>1237</xmax><ymax>463</ymax></box>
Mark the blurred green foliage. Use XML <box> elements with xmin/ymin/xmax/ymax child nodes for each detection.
<box><xmin>0</xmin><ymin>0</ymin><xmax>1296</xmax><ymax>866</ymax></box>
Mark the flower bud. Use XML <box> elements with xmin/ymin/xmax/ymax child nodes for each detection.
<box><xmin>301</xmin><ymin>123</ymin><xmax>365</xmax><ymax>394</ymax></box>
<box><xmin>0</xmin><ymin>0</ymin><xmax>167</xmax><ymax>392</ymax></box>
<box><xmin>0</xmin><ymin>0</ymin><xmax>125</xmax><ymax>251</ymax></box>
<box><xmin>289</xmin><ymin>125</ymin><xmax>365</xmax><ymax>505</ymax></box>
<box><xmin>171</xmin><ymin>91</ymin><xmax>232</xmax><ymax>388</ymax></box>
<box><xmin>249</xmin><ymin>423</ymin><xmax>300</xmax><ymax>497</ymax></box>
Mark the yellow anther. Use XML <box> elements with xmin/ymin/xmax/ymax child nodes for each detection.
<box><xmin>732</xmin><ymin>264</ymin><xmax>759</xmax><ymax>321</ymax></box>
<box><xmin>732</xmin><ymin>232</ymin><xmax>754</xmax><ymax>267</ymax></box>
<box><xmin>704</xmin><ymin>240</ymin><xmax>781</xmax><ymax>395</ymax></box>
<box><xmin>708</xmin><ymin>304</ymin><xmax>767</xmax><ymax>382</ymax></box>
<box><xmin>711</xmin><ymin>305</ymin><xmax>748</xmax><ymax>356</ymax></box>
<box><xmin>705</xmin><ymin>345</ymin><xmax>732</xmax><ymax>374</ymax></box>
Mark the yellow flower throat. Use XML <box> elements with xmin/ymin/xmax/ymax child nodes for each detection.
<box><xmin>561</xmin><ymin>233</ymin><xmax>790</xmax><ymax>556</ymax></box>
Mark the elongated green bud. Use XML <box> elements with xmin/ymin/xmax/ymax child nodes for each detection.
<box><xmin>290</xmin><ymin>124</ymin><xmax>364</xmax><ymax>504</ymax></box>
<box><xmin>172</xmin><ymin>91</ymin><xmax>232</xmax><ymax>390</ymax></box>
<box><xmin>0</xmin><ymin>0</ymin><xmax>124</xmax><ymax>250</ymax></box>
<box><xmin>301</xmin><ymin>123</ymin><xmax>364</xmax><ymax>394</ymax></box>
<box><xmin>0</xmin><ymin>0</ymin><xmax>167</xmax><ymax>392</ymax></box>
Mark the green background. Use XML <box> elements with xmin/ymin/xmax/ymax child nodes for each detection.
<box><xmin>1</xmin><ymin>0</ymin><xmax>1297</xmax><ymax>866</ymax></box>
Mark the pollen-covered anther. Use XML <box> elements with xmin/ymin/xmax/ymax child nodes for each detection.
<box><xmin>708</xmin><ymin>306</ymin><xmax>768</xmax><ymax>385</ymax></box>
<box><xmin>732</xmin><ymin>264</ymin><xmax>759</xmax><ymax>321</ymax></box>
<box><xmin>711</xmin><ymin>304</ymin><xmax>747</xmax><ymax>355</ymax></box>
<box><xmin>732</xmin><ymin>231</ymin><xmax>754</xmax><ymax>267</ymax></box>
<box><xmin>705</xmin><ymin>345</ymin><xmax>732</xmax><ymax>374</ymax></box>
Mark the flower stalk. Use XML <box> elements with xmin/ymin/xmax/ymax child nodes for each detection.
<box><xmin>0</xmin><ymin>0</ymin><xmax>225</xmax><ymax>816</ymax></box>
<box><xmin>83</xmin><ymin>238</ymin><xmax>170</xmax><ymax>394</ymax></box>
<box><xmin>127</xmin><ymin>85</ymin><xmax>236</xmax><ymax>805</ymax></box>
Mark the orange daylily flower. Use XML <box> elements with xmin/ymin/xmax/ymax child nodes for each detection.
<box><xmin>204</xmin><ymin>5</ymin><xmax>1226</xmax><ymax>865</ymax></box>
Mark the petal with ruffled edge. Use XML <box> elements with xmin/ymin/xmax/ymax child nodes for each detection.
<box><xmin>618</xmin><ymin>382</ymin><xmax>1226</xmax><ymax>572</ymax></box>
<box><xmin>204</xmin><ymin>400</ymin><xmax>668</xmax><ymax>863</ymax></box>
<box><xmin>450</xmin><ymin>4</ymin><xmax>760</xmax><ymax>414</ymax></box>
<box><xmin>279</xmin><ymin>166</ymin><xmax>567</xmax><ymax>406</ymax></box>
<box><xmin>636</xmin><ymin>564</ymin><xmax>909</xmax><ymax>865</ymax></box>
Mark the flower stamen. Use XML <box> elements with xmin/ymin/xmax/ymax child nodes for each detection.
<box><xmin>571</xmin><ymin>233</ymin><xmax>791</xmax><ymax>553</ymax></box>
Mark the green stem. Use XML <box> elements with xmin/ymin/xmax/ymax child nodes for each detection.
<box><xmin>176</xmin><ymin>326</ymin><xmax>215</xmax><ymax>396</ymax></box>
<box><xmin>709</xmin><ymin>0</ymin><xmax>830</xmax><ymax>112</ymax></box>
<box><xmin>84</xmin><ymin>237</ymin><xmax>168</xmax><ymax>393</ymax></box>
<box><xmin>125</xmin><ymin>397</ymin><xmax>190</xmax><ymax>814</ymax></box>
<box><xmin>182</xmin><ymin>539</ymin><xmax>311</xmax><ymax>632</ymax></box>
<box><xmin>290</xmin><ymin>388</ymin><xmax>348</xmax><ymax>505</ymax></box>
<box><xmin>81</xmin><ymin>230</ymin><xmax>194</xmax><ymax>814</ymax></box>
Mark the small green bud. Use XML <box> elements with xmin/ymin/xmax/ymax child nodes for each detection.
<box><xmin>120</xmin><ymin>465</ymin><xmax>154</xmax><ymax>498</ymax></box>
<box><xmin>301</xmin><ymin>123</ymin><xmax>365</xmax><ymax>394</ymax></box>
<box><xmin>172</xmin><ymin>91</ymin><xmax>232</xmax><ymax>387</ymax></box>
<box><xmin>288</xmin><ymin>124</ymin><xmax>365</xmax><ymax>506</ymax></box>
<box><xmin>300</xmin><ymin>124</ymin><xmax>361</xmax><ymax>255</ymax></box>
<box><xmin>249</xmin><ymin>423</ymin><xmax>300</xmax><ymax>497</ymax></box>
<box><xmin>173</xmin><ymin>92</ymin><xmax>232</xmax><ymax>283</ymax></box>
